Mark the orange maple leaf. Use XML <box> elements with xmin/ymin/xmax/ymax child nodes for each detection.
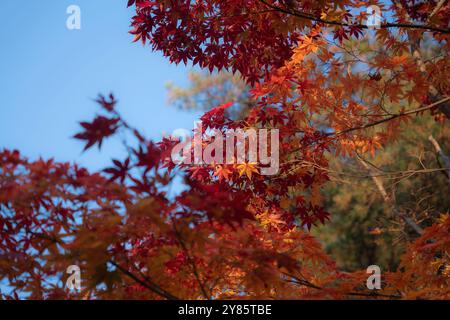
<box><xmin>236</xmin><ymin>162</ymin><xmax>259</xmax><ymax>180</ymax></box>
<box><xmin>214</xmin><ymin>165</ymin><xmax>232</xmax><ymax>181</ymax></box>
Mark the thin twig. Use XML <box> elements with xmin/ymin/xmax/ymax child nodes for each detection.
<box><xmin>109</xmin><ymin>260</ymin><xmax>179</xmax><ymax>300</ymax></box>
<box><xmin>331</xmin><ymin>96</ymin><xmax>450</xmax><ymax>137</ymax></box>
<box><xmin>283</xmin><ymin>272</ymin><xmax>401</xmax><ymax>299</ymax></box>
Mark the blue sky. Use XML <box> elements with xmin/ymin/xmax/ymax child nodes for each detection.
<box><xmin>0</xmin><ymin>0</ymin><xmax>202</xmax><ymax>171</ymax></box>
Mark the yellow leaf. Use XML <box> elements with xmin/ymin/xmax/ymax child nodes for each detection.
<box><xmin>236</xmin><ymin>162</ymin><xmax>259</xmax><ymax>180</ymax></box>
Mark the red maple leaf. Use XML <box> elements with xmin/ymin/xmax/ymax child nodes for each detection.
<box><xmin>74</xmin><ymin>116</ymin><xmax>120</xmax><ymax>151</ymax></box>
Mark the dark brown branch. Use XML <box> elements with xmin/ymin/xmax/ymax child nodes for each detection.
<box><xmin>109</xmin><ymin>260</ymin><xmax>179</xmax><ymax>300</ymax></box>
<box><xmin>283</xmin><ymin>272</ymin><xmax>401</xmax><ymax>299</ymax></box>
<box><xmin>257</xmin><ymin>0</ymin><xmax>450</xmax><ymax>34</ymax></box>
<box><xmin>331</xmin><ymin>96</ymin><xmax>450</xmax><ymax>137</ymax></box>
<box><xmin>356</xmin><ymin>155</ymin><xmax>424</xmax><ymax>235</ymax></box>
<box><xmin>429</xmin><ymin>135</ymin><xmax>450</xmax><ymax>183</ymax></box>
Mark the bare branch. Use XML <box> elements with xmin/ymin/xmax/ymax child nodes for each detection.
<box><xmin>109</xmin><ymin>260</ymin><xmax>179</xmax><ymax>300</ymax></box>
<box><xmin>429</xmin><ymin>135</ymin><xmax>450</xmax><ymax>183</ymax></box>
<box><xmin>332</xmin><ymin>97</ymin><xmax>450</xmax><ymax>137</ymax></box>
<box><xmin>357</xmin><ymin>156</ymin><xmax>424</xmax><ymax>235</ymax></box>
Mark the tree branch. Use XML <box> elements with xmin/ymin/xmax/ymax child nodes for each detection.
<box><xmin>109</xmin><ymin>260</ymin><xmax>179</xmax><ymax>300</ymax></box>
<box><xmin>283</xmin><ymin>272</ymin><xmax>401</xmax><ymax>299</ymax></box>
<box><xmin>257</xmin><ymin>0</ymin><xmax>450</xmax><ymax>34</ymax></box>
<box><xmin>357</xmin><ymin>155</ymin><xmax>424</xmax><ymax>235</ymax></box>
<box><xmin>331</xmin><ymin>96</ymin><xmax>450</xmax><ymax>137</ymax></box>
<box><xmin>428</xmin><ymin>135</ymin><xmax>450</xmax><ymax>184</ymax></box>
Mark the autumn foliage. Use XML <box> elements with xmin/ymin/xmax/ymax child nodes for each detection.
<box><xmin>1</xmin><ymin>0</ymin><xmax>449</xmax><ymax>299</ymax></box>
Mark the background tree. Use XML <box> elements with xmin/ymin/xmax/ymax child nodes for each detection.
<box><xmin>166</xmin><ymin>70</ymin><xmax>252</xmax><ymax>119</ymax></box>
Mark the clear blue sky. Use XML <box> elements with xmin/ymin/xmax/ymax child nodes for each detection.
<box><xmin>0</xmin><ymin>0</ymin><xmax>201</xmax><ymax>171</ymax></box>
